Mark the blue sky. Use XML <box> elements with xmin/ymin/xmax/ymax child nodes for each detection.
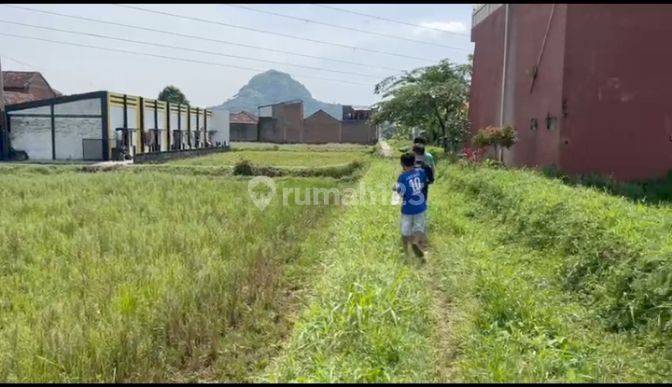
<box><xmin>0</xmin><ymin>3</ymin><xmax>474</xmax><ymax>108</ymax></box>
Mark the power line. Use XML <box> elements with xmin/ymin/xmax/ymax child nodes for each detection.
<box><xmin>0</xmin><ymin>52</ymin><xmax>37</xmax><ymax>69</ymax></box>
<box><xmin>114</xmin><ymin>4</ymin><xmax>438</xmax><ymax>63</ymax></box>
<box><xmin>0</xmin><ymin>19</ymin><xmax>385</xmax><ymax>79</ymax></box>
<box><xmin>0</xmin><ymin>32</ymin><xmax>373</xmax><ymax>87</ymax></box>
<box><xmin>1</xmin><ymin>4</ymin><xmax>404</xmax><ymax>73</ymax></box>
<box><xmin>312</xmin><ymin>4</ymin><xmax>471</xmax><ymax>38</ymax></box>
<box><xmin>222</xmin><ymin>4</ymin><xmax>470</xmax><ymax>52</ymax></box>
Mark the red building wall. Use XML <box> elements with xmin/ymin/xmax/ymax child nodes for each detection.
<box><xmin>341</xmin><ymin>120</ymin><xmax>376</xmax><ymax>144</ymax></box>
<box><xmin>470</xmin><ymin>4</ymin><xmax>672</xmax><ymax>181</ymax></box>
<box><xmin>503</xmin><ymin>4</ymin><xmax>567</xmax><ymax>168</ymax></box>
<box><xmin>274</xmin><ymin>102</ymin><xmax>303</xmax><ymax>143</ymax></box>
<box><xmin>560</xmin><ymin>5</ymin><xmax>672</xmax><ymax>180</ymax></box>
<box><xmin>303</xmin><ymin>110</ymin><xmax>341</xmax><ymax>144</ymax></box>
<box><xmin>469</xmin><ymin>6</ymin><xmax>506</xmax><ymax>138</ymax></box>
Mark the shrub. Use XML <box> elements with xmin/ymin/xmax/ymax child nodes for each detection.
<box><xmin>462</xmin><ymin>147</ymin><xmax>486</xmax><ymax>163</ymax></box>
<box><xmin>472</xmin><ymin>125</ymin><xmax>517</xmax><ymax>163</ymax></box>
<box><xmin>233</xmin><ymin>159</ymin><xmax>255</xmax><ymax>175</ymax></box>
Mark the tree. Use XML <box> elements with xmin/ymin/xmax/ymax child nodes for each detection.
<box><xmin>158</xmin><ymin>85</ymin><xmax>189</xmax><ymax>105</ymax></box>
<box><xmin>370</xmin><ymin>59</ymin><xmax>471</xmax><ymax>152</ymax></box>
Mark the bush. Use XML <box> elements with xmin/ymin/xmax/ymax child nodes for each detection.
<box><xmin>233</xmin><ymin>159</ymin><xmax>255</xmax><ymax>175</ymax></box>
<box><xmin>472</xmin><ymin>125</ymin><xmax>517</xmax><ymax>163</ymax></box>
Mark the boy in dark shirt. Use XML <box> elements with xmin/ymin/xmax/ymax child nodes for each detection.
<box><xmin>394</xmin><ymin>152</ymin><xmax>429</xmax><ymax>261</ymax></box>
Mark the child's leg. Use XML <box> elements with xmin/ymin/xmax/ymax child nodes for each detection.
<box><xmin>402</xmin><ymin>236</ymin><xmax>413</xmax><ymax>259</ymax></box>
<box><xmin>400</xmin><ymin>214</ymin><xmax>413</xmax><ymax>260</ymax></box>
<box><xmin>413</xmin><ymin>212</ymin><xmax>429</xmax><ymax>252</ymax></box>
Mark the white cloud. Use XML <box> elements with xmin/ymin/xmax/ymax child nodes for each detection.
<box><xmin>415</xmin><ymin>21</ymin><xmax>467</xmax><ymax>35</ymax></box>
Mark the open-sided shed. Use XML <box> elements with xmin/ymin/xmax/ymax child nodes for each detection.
<box><xmin>4</xmin><ymin>91</ymin><xmax>229</xmax><ymax>161</ymax></box>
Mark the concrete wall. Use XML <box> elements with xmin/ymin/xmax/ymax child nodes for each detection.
<box><xmin>303</xmin><ymin>110</ymin><xmax>341</xmax><ymax>143</ymax></box>
<box><xmin>54</xmin><ymin>118</ymin><xmax>103</xmax><ymax>160</ymax></box>
<box><xmin>8</xmin><ymin>97</ymin><xmax>104</xmax><ymax>160</ymax></box>
<box><xmin>274</xmin><ymin>102</ymin><xmax>304</xmax><ymax>143</ymax></box>
<box><xmin>259</xmin><ymin>117</ymin><xmax>283</xmax><ymax>143</ymax></box>
<box><xmin>341</xmin><ymin>120</ymin><xmax>376</xmax><ymax>144</ymax></box>
<box><xmin>210</xmin><ymin>109</ymin><xmax>230</xmax><ymax>146</ymax></box>
<box><xmin>230</xmin><ymin>123</ymin><xmax>258</xmax><ymax>141</ymax></box>
<box><xmin>8</xmin><ymin>116</ymin><xmax>52</xmax><ymax>160</ymax></box>
<box><xmin>559</xmin><ymin>4</ymin><xmax>672</xmax><ymax>180</ymax></box>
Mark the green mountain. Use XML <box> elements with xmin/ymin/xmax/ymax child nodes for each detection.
<box><xmin>210</xmin><ymin>70</ymin><xmax>343</xmax><ymax>119</ymax></box>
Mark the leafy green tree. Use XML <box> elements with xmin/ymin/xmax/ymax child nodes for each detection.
<box><xmin>371</xmin><ymin>58</ymin><xmax>471</xmax><ymax>152</ymax></box>
<box><xmin>158</xmin><ymin>85</ymin><xmax>190</xmax><ymax>105</ymax></box>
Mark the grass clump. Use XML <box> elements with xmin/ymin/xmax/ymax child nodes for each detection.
<box><xmin>230</xmin><ymin>142</ymin><xmax>373</xmax><ymax>153</ymax></box>
<box><xmin>170</xmin><ymin>150</ymin><xmax>366</xmax><ymax>168</ymax></box>
<box><xmin>231</xmin><ymin>159</ymin><xmax>367</xmax><ymax>181</ymax></box>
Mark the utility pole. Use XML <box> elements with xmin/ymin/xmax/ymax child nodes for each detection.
<box><xmin>0</xmin><ymin>56</ymin><xmax>9</xmax><ymax>160</ymax></box>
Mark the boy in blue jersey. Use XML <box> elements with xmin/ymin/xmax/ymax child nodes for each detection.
<box><xmin>394</xmin><ymin>152</ymin><xmax>429</xmax><ymax>261</ymax></box>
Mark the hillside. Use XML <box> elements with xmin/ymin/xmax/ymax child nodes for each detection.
<box><xmin>209</xmin><ymin>69</ymin><xmax>343</xmax><ymax>119</ymax></box>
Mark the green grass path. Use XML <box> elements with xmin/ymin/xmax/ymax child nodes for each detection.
<box><xmin>427</xmin><ymin>163</ymin><xmax>671</xmax><ymax>382</ymax></box>
<box><xmin>263</xmin><ymin>155</ymin><xmax>672</xmax><ymax>383</ymax></box>
<box><xmin>261</xmin><ymin>160</ymin><xmax>441</xmax><ymax>382</ymax></box>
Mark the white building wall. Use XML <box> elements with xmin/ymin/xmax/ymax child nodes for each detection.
<box><xmin>54</xmin><ymin>98</ymin><xmax>101</xmax><ymax>115</ymax></box>
<box><xmin>210</xmin><ymin>109</ymin><xmax>230</xmax><ymax>146</ymax></box>
<box><xmin>157</xmin><ymin>110</ymin><xmax>167</xmax><ymax>151</ymax></box>
<box><xmin>169</xmin><ymin>110</ymin><xmax>179</xmax><ymax>149</ymax></box>
<box><xmin>180</xmin><ymin>111</ymin><xmax>188</xmax><ymax>149</ymax></box>
<box><xmin>10</xmin><ymin>105</ymin><xmax>51</xmax><ymax>115</ymax></box>
<box><xmin>127</xmin><ymin>107</ymin><xmax>138</xmax><ymax>154</ymax></box>
<box><xmin>190</xmin><ymin>112</ymin><xmax>197</xmax><ymax>147</ymax></box>
<box><xmin>143</xmin><ymin>107</ymin><xmax>154</xmax><ymax>129</ymax></box>
<box><xmin>8</xmin><ymin>116</ymin><xmax>52</xmax><ymax>160</ymax></box>
<box><xmin>55</xmin><ymin>118</ymin><xmax>103</xmax><ymax>160</ymax></box>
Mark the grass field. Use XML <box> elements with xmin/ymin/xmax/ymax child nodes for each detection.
<box><xmin>168</xmin><ymin>150</ymin><xmax>366</xmax><ymax>168</ymax></box>
<box><xmin>428</xmin><ymin>163</ymin><xmax>672</xmax><ymax>382</ymax></box>
<box><xmin>230</xmin><ymin>142</ymin><xmax>374</xmax><ymax>152</ymax></box>
<box><xmin>0</xmin><ymin>165</ymin><xmax>347</xmax><ymax>382</ymax></box>
<box><xmin>2</xmin><ymin>143</ymin><xmax>671</xmax><ymax>382</ymax></box>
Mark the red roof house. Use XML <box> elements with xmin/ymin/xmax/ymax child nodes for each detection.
<box><xmin>229</xmin><ymin>111</ymin><xmax>259</xmax><ymax>141</ymax></box>
<box><xmin>2</xmin><ymin>71</ymin><xmax>60</xmax><ymax>105</ymax></box>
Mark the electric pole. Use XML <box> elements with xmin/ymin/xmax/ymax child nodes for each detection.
<box><xmin>0</xmin><ymin>56</ymin><xmax>8</xmax><ymax>159</ymax></box>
